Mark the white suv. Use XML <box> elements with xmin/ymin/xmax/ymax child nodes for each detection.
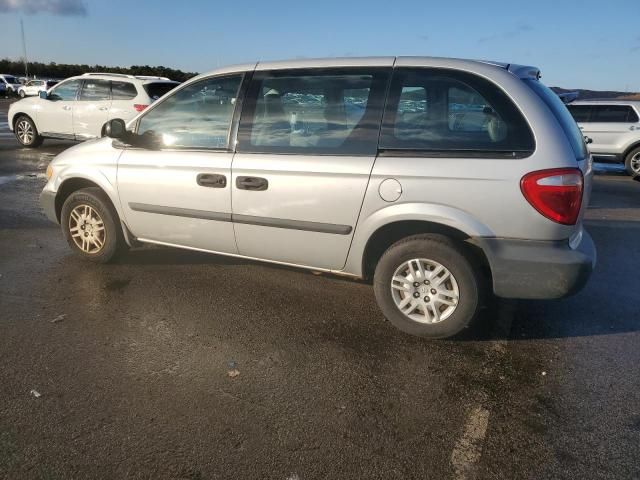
<box><xmin>8</xmin><ymin>73</ymin><xmax>179</xmax><ymax>148</ymax></box>
<box><xmin>17</xmin><ymin>79</ymin><xmax>59</xmax><ymax>98</ymax></box>
<box><xmin>567</xmin><ymin>100</ymin><xmax>640</xmax><ymax>176</ymax></box>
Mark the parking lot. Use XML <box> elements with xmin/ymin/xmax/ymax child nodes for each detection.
<box><xmin>0</xmin><ymin>96</ymin><xmax>639</xmax><ymax>479</ymax></box>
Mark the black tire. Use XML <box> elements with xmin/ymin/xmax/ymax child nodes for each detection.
<box><xmin>60</xmin><ymin>187</ymin><xmax>126</xmax><ymax>263</ymax></box>
<box><xmin>373</xmin><ymin>234</ymin><xmax>481</xmax><ymax>339</ymax></box>
<box><xmin>14</xmin><ymin>115</ymin><xmax>43</xmax><ymax>148</ymax></box>
<box><xmin>624</xmin><ymin>147</ymin><xmax>640</xmax><ymax>177</ymax></box>
<box><xmin>19</xmin><ymin>90</ymin><xmax>25</xmax><ymax>98</ymax></box>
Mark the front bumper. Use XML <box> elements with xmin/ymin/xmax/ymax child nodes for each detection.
<box><xmin>40</xmin><ymin>189</ymin><xmax>58</xmax><ymax>224</ymax></box>
<box><xmin>474</xmin><ymin>231</ymin><xmax>596</xmax><ymax>299</ymax></box>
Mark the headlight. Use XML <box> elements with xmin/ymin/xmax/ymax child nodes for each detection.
<box><xmin>46</xmin><ymin>164</ymin><xmax>53</xmax><ymax>180</ymax></box>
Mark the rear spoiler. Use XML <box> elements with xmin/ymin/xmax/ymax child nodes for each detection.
<box><xmin>506</xmin><ymin>64</ymin><xmax>541</xmax><ymax>80</ymax></box>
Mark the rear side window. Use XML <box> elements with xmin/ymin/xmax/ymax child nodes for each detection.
<box><xmin>567</xmin><ymin>105</ymin><xmax>591</xmax><ymax>122</ymax></box>
<box><xmin>111</xmin><ymin>81</ymin><xmax>137</xmax><ymax>100</ymax></box>
<box><xmin>591</xmin><ymin>105</ymin><xmax>639</xmax><ymax>123</ymax></box>
<box><xmin>524</xmin><ymin>79</ymin><xmax>588</xmax><ymax>160</ymax></box>
<box><xmin>80</xmin><ymin>80</ymin><xmax>110</xmax><ymax>101</ymax></box>
<box><xmin>380</xmin><ymin>68</ymin><xmax>535</xmax><ymax>156</ymax></box>
<box><xmin>143</xmin><ymin>82</ymin><xmax>178</xmax><ymax>100</ymax></box>
<box><xmin>237</xmin><ymin>68</ymin><xmax>390</xmax><ymax>155</ymax></box>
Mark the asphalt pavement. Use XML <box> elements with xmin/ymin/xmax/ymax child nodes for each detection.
<box><xmin>1</xmin><ymin>97</ymin><xmax>639</xmax><ymax>480</ymax></box>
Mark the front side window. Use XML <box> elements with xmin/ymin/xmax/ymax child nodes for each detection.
<box><xmin>137</xmin><ymin>74</ymin><xmax>242</xmax><ymax>150</ymax></box>
<box><xmin>238</xmin><ymin>68</ymin><xmax>389</xmax><ymax>155</ymax></box>
<box><xmin>567</xmin><ymin>105</ymin><xmax>592</xmax><ymax>122</ymax></box>
<box><xmin>381</xmin><ymin>68</ymin><xmax>535</xmax><ymax>155</ymax></box>
<box><xmin>49</xmin><ymin>79</ymin><xmax>82</xmax><ymax>101</ymax></box>
<box><xmin>591</xmin><ymin>105</ymin><xmax>638</xmax><ymax>123</ymax></box>
<box><xmin>80</xmin><ymin>80</ymin><xmax>111</xmax><ymax>101</ymax></box>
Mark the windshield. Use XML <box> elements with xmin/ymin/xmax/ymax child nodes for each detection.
<box><xmin>4</xmin><ymin>76</ymin><xmax>17</xmax><ymax>84</ymax></box>
<box><xmin>523</xmin><ymin>78</ymin><xmax>588</xmax><ymax>160</ymax></box>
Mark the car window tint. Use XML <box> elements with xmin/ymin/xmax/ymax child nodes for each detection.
<box><xmin>381</xmin><ymin>68</ymin><xmax>535</xmax><ymax>155</ymax></box>
<box><xmin>591</xmin><ymin>105</ymin><xmax>637</xmax><ymax>123</ymax></box>
<box><xmin>524</xmin><ymin>79</ymin><xmax>588</xmax><ymax>160</ymax></box>
<box><xmin>80</xmin><ymin>80</ymin><xmax>110</xmax><ymax>101</ymax></box>
<box><xmin>567</xmin><ymin>105</ymin><xmax>591</xmax><ymax>122</ymax></box>
<box><xmin>111</xmin><ymin>81</ymin><xmax>137</xmax><ymax>100</ymax></box>
<box><xmin>137</xmin><ymin>74</ymin><xmax>242</xmax><ymax>149</ymax></box>
<box><xmin>49</xmin><ymin>79</ymin><xmax>81</xmax><ymax>101</ymax></box>
<box><xmin>143</xmin><ymin>82</ymin><xmax>178</xmax><ymax>100</ymax></box>
<box><xmin>238</xmin><ymin>68</ymin><xmax>389</xmax><ymax>155</ymax></box>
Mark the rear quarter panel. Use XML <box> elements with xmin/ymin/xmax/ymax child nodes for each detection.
<box><xmin>342</xmin><ymin>60</ymin><xmax>582</xmax><ymax>277</ymax></box>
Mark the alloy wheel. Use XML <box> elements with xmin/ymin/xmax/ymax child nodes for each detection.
<box><xmin>68</xmin><ymin>204</ymin><xmax>106</xmax><ymax>254</ymax></box>
<box><xmin>390</xmin><ymin>258</ymin><xmax>460</xmax><ymax>324</ymax></box>
<box><xmin>16</xmin><ymin>120</ymin><xmax>34</xmax><ymax>145</ymax></box>
<box><xmin>631</xmin><ymin>152</ymin><xmax>640</xmax><ymax>175</ymax></box>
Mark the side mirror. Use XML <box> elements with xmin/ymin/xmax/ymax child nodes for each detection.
<box><xmin>103</xmin><ymin>118</ymin><xmax>126</xmax><ymax>139</ymax></box>
<box><xmin>39</xmin><ymin>91</ymin><xmax>48</xmax><ymax>100</ymax></box>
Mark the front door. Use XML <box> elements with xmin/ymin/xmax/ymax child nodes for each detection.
<box><xmin>38</xmin><ymin>78</ymin><xmax>81</xmax><ymax>137</ymax></box>
<box><xmin>232</xmin><ymin>66</ymin><xmax>391</xmax><ymax>270</ymax></box>
<box><xmin>117</xmin><ymin>73</ymin><xmax>245</xmax><ymax>254</ymax></box>
<box><xmin>74</xmin><ymin>79</ymin><xmax>112</xmax><ymax>139</ymax></box>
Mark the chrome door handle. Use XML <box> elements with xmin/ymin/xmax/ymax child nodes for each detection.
<box><xmin>197</xmin><ymin>173</ymin><xmax>227</xmax><ymax>188</ymax></box>
<box><xmin>236</xmin><ymin>176</ymin><xmax>268</xmax><ymax>191</ymax></box>
<box><xmin>62</xmin><ymin>105</ymin><xmax>71</xmax><ymax>111</ymax></box>
<box><xmin>630</xmin><ymin>126</ymin><xmax>636</xmax><ymax>131</ymax></box>
<box><xmin>99</xmin><ymin>106</ymin><xmax>108</xmax><ymax>111</ymax></box>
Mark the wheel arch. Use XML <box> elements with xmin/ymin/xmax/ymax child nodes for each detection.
<box><xmin>55</xmin><ymin>178</ymin><xmax>118</xmax><ymax>224</ymax></box>
<box><xmin>622</xmin><ymin>141</ymin><xmax>640</xmax><ymax>162</ymax></box>
<box><xmin>12</xmin><ymin>112</ymin><xmax>36</xmax><ymax>130</ymax></box>
<box><xmin>360</xmin><ymin>220</ymin><xmax>492</xmax><ymax>282</ymax></box>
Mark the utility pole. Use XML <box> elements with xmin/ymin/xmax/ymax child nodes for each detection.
<box><xmin>20</xmin><ymin>18</ymin><xmax>29</xmax><ymax>78</ymax></box>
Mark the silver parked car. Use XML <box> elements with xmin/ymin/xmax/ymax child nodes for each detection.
<box><xmin>567</xmin><ymin>100</ymin><xmax>640</xmax><ymax>176</ymax></box>
<box><xmin>40</xmin><ymin>57</ymin><xmax>596</xmax><ymax>338</ymax></box>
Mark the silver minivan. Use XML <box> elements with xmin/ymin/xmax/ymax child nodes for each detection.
<box><xmin>39</xmin><ymin>57</ymin><xmax>596</xmax><ymax>338</ymax></box>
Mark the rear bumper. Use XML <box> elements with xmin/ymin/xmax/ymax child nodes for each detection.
<box><xmin>475</xmin><ymin>231</ymin><xmax>596</xmax><ymax>299</ymax></box>
<box><xmin>39</xmin><ymin>189</ymin><xmax>58</xmax><ymax>224</ymax></box>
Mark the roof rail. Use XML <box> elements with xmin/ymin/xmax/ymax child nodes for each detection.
<box><xmin>82</xmin><ymin>72</ymin><xmax>136</xmax><ymax>79</ymax></box>
<box><xmin>134</xmin><ymin>75</ymin><xmax>172</xmax><ymax>81</ymax></box>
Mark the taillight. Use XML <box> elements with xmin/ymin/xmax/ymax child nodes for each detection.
<box><xmin>520</xmin><ymin>168</ymin><xmax>583</xmax><ymax>225</ymax></box>
<box><xmin>134</xmin><ymin>104</ymin><xmax>148</xmax><ymax>112</ymax></box>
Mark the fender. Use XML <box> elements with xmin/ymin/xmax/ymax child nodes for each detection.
<box><xmin>46</xmin><ymin>139</ymin><xmax>125</xmax><ymax>220</ymax></box>
<box><xmin>341</xmin><ymin>202</ymin><xmax>495</xmax><ymax>277</ymax></box>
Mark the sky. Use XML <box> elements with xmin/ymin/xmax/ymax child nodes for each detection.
<box><xmin>0</xmin><ymin>0</ymin><xmax>639</xmax><ymax>91</ymax></box>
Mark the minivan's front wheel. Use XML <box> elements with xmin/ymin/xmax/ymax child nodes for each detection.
<box><xmin>61</xmin><ymin>187</ymin><xmax>126</xmax><ymax>263</ymax></box>
<box><xmin>624</xmin><ymin>147</ymin><xmax>640</xmax><ymax>177</ymax></box>
<box><xmin>373</xmin><ymin>234</ymin><xmax>480</xmax><ymax>338</ymax></box>
<box><xmin>14</xmin><ymin>116</ymin><xmax>43</xmax><ymax>148</ymax></box>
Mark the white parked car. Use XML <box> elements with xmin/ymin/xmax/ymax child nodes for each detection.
<box><xmin>17</xmin><ymin>79</ymin><xmax>59</xmax><ymax>98</ymax></box>
<box><xmin>0</xmin><ymin>74</ymin><xmax>22</xmax><ymax>95</ymax></box>
<box><xmin>567</xmin><ymin>100</ymin><xmax>640</xmax><ymax>176</ymax></box>
<box><xmin>8</xmin><ymin>73</ymin><xmax>179</xmax><ymax>147</ymax></box>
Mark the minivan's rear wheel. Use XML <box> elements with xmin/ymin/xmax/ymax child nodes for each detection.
<box><xmin>373</xmin><ymin>234</ymin><xmax>480</xmax><ymax>338</ymax></box>
<box><xmin>624</xmin><ymin>147</ymin><xmax>640</xmax><ymax>177</ymax></box>
<box><xmin>61</xmin><ymin>187</ymin><xmax>126</xmax><ymax>263</ymax></box>
<box><xmin>14</xmin><ymin>115</ymin><xmax>43</xmax><ymax>148</ymax></box>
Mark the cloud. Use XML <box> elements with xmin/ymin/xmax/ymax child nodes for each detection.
<box><xmin>479</xmin><ymin>23</ymin><xmax>533</xmax><ymax>43</ymax></box>
<box><xmin>0</xmin><ymin>0</ymin><xmax>87</xmax><ymax>16</ymax></box>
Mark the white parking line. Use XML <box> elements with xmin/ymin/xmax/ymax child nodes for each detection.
<box><xmin>449</xmin><ymin>300</ymin><xmax>516</xmax><ymax>479</ymax></box>
<box><xmin>450</xmin><ymin>406</ymin><xmax>490</xmax><ymax>480</ymax></box>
